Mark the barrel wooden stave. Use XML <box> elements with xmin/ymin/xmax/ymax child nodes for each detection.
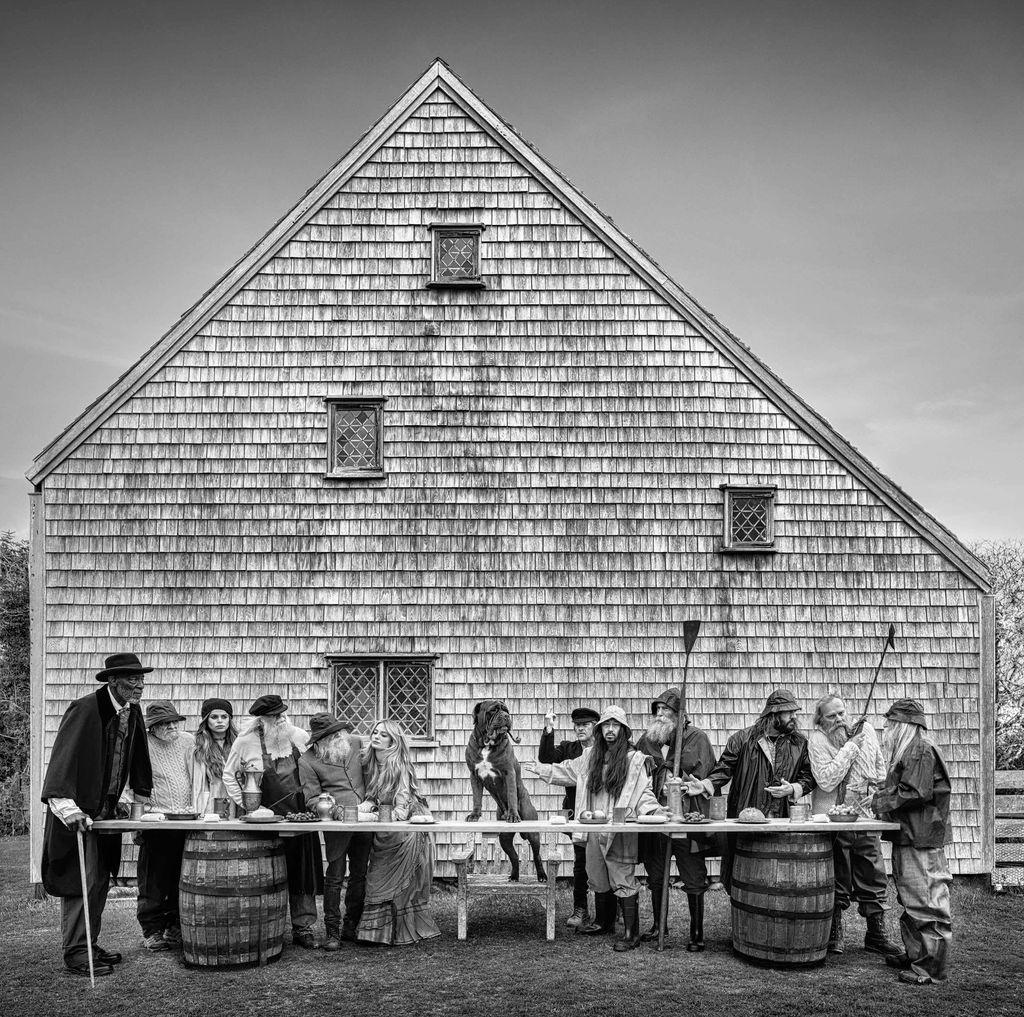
<box><xmin>179</xmin><ymin>831</ymin><xmax>288</xmax><ymax>968</ymax></box>
<box><xmin>730</xmin><ymin>831</ymin><xmax>834</xmax><ymax>967</ymax></box>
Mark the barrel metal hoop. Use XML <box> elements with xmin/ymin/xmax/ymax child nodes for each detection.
<box><xmin>734</xmin><ymin>849</ymin><xmax>833</xmax><ymax>860</ymax></box>
<box><xmin>735</xmin><ymin>940</ymin><xmax>826</xmax><ymax>957</ymax></box>
<box><xmin>730</xmin><ymin>897</ymin><xmax>833</xmax><ymax>921</ymax></box>
<box><xmin>730</xmin><ymin>878</ymin><xmax>833</xmax><ymax>898</ymax></box>
<box><xmin>179</xmin><ymin>881</ymin><xmax>288</xmax><ymax>897</ymax></box>
<box><xmin>183</xmin><ymin>851</ymin><xmax>283</xmax><ymax>862</ymax></box>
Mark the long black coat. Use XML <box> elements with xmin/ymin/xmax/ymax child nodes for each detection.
<box><xmin>707</xmin><ymin>722</ymin><xmax>814</xmax><ymax>819</ymax></box>
<box><xmin>538</xmin><ymin>731</ymin><xmax>583</xmax><ymax>814</ymax></box>
<box><xmin>872</xmin><ymin>738</ymin><xmax>950</xmax><ymax>848</ymax></box>
<box><xmin>40</xmin><ymin>688</ymin><xmax>152</xmax><ymax>896</ymax></box>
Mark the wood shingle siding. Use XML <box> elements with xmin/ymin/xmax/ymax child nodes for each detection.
<box><xmin>29</xmin><ymin>63</ymin><xmax>993</xmax><ymax>881</ymax></box>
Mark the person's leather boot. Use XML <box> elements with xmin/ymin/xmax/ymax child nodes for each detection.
<box><xmin>565</xmin><ymin>907</ymin><xmax>590</xmax><ymax>929</ymax></box>
<box><xmin>93</xmin><ymin>944</ymin><xmax>123</xmax><ymax>965</ymax></box>
<box><xmin>864</xmin><ymin>912</ymin><xmax>904</xmax><ymax>957</ymax></box>
<box><xmin>827</xmin><ymin>906</ymin><xmax>844</xmax><ymax>954</ymax></box>
<box><xmin>640</xmin><ymin>885</ymin><xmax>665</xmax><ymax>942</ymax></box>
<box><xmin>612</xmin><ymin>894</ymin><xmax>641</xmax><ymax>952</ymax></box>
<box><xmin>65</xmin><ymin>958</ymin><xmax>114</xmax><ymax>977</ymax></box>
<box><xmin>577</xmin><ymin>891</ymin><xmax>617</xmax><ymax>934</ymax></box>
<box><xmin>686</xmin><ymin>893</ymin><xmax>705</xmax><ymax>952</ymax></box>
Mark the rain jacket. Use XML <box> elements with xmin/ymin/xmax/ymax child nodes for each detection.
<box><xmin>872</xmin><ymin>737</ymin><xmax>950</xmax><ymax>848</ymax></box>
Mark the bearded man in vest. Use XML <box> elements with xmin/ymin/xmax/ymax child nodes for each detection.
<box><xmin>41</xmin><ymin>653</ymin><xmax>154</xmax><ymax>977</ymax></box>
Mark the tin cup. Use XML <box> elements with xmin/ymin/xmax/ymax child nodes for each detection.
<box><xmin>709</xmin><ymin>796</ymin><xmax>727</xmax><ymax>821</ymax></box>
<box><xmin>343</xmin><ymin>804</ymin><xmax>359</xmax><ymax>823</ymax></box>
<box><xmin>612</xmin><ymin>806</ymin><xmax>627</xmax><ymax>824</ymax></box>
<box><xmin>377</xmin><ymin>803</ymin><xmax>393</xmax><ymax>824</ymax></box>
<box><xmin>212</xmin><ymin>797</ymin><xmax>230</xmax><ymax>820</ymax></box>
<box><xmin>130</xmin><ymin>802</ymin><xmax>145</xmax><ymax>821</ymax></box>
<box><xmin>790</xmin><ymin>802</ymin><xmax>811</xmax><ymax>823</ymax></box>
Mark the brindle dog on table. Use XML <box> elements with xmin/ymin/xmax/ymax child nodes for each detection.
<box><xmin>465</xmin><ymin>699</ymin><xmax>547</xmax><ymax>882</ymax></box>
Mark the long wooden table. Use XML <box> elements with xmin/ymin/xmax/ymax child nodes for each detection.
<box><xmin>94</xmin><ymin>816</ymin><xmax>899</xmax><ymax>836</ymax></box>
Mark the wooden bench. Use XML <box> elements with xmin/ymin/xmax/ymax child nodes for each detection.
<box><xmin>994</xmin><ymin>769</ymin><xmax>1024</xmax><ymax>891</ymax></box>
<box><xmin>454</xmin><ymin>831</ymin><xmax>564</xmax><ymax>940</ymax></box>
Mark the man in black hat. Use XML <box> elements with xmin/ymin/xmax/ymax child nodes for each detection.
<box><xmin>538</xmin><ymin>705</ymin><xmax>599</xmax><ymax>927</ymax></box>
<box><xmin>871</xmin><ymin>699</ymin><xmax>952</xmax><ymax>986</ymax></box>
<box><xmin>686</xmin><ymin>689</ymin><xmax>815</xmax><ymax>891</ymax></box>
<box><xmin>223</xmin><ymin>695</ymin><xmax>323</xmax><ymax>947</ymax></box>
<box><xmin>635</xmin><ymin>688</ymin><xmax>717</xmax><ymax>949</ymax></box>
<box><xmin>299</xmin><ymin>713</ymin><xmax>371</xmax><ymax>950</ymax></box>
<box><xmin>41</xmin><ymin>653</ymin><xmax>154</xmax><ymax>976</ymax></box>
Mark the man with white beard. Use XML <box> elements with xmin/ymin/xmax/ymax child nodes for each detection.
<box><xmin>871</xmin><ymin>699</ymin><xmax>953</xmax><ymax>986</ymax></box>
<box><xmin>224</xmin><ymin>696</ymin><xmax>323</xmax><ymax>948</ymax></box>
<box><xmin>299</xmin><ymin>713</ymin><xmax>370</xmax><ymax>950</ymax></box>
<box><xmin>808</xmin><ymin>694</ymin><xmax>899</xmax><ymax>957</ymax></box>
<box><xmin>634</xmin><ymin>688</ymin><xmax>716</xmax><ymax>950</ymax></box>
<box><xmin>134</xmin><ymin>700</ymin><xmax>194</xmax><ymax>951</ymax></box>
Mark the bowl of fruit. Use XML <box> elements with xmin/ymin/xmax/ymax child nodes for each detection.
<box><xmin>578</xmin><ymin>809</ymin><xmax>610</xmax><ymax>825</ymax></box>
<box><xmin>827</xmin><ymin>805</ymin><xmax>859</xmax><ymax>823</ymax></box>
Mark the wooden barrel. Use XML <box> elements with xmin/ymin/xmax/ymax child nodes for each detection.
<box><xmin>730</xmin><ymin>831</ymin><xmax>834</xmax><ymax>967</ymax></box>
<box><xmin>179</xmin><ymin>831</ymin><xmax>288</xmax><ymax>968</ymax></box>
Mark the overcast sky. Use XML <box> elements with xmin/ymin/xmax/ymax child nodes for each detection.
<box><xmin>3</xmin><ymin>0</ymin><xmax>1022</xmax><ymax>541</ymax></box>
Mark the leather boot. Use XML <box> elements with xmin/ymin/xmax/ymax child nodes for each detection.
<box><xmin>827</xmin><ymin>906</ymin><xmax>844</xmax><ymax>954</ymax></box>
<box><xmin>612</xmin><ymin>894</ymin><xmax>642</xmax><ymax>952</ymax></box>
<box><xmin>865</xmin><ymin>912</ymin><xmax>904</xmax><ymax>957</ymax></box>
<box><xmin>686</xmin><ymin>893</ymin><xmax>705</xmax><ymax>952</ymax></box>
<box><xmin>578</xmin><ymin>891</ymin><xmax>617</xmax><ymax>935</ymax></box>
<box><xmin>640</xmin><ymin>884</ymin><xmax>666</xmax><ymax>942</ymax></box>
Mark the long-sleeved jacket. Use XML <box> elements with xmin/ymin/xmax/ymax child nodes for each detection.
<box><xmin>538</xmin><ymin>730</ymin><xmax>584</xmax><ymax>814</ymax></box>
<box><xmin>635</xmin><ymin>726</ymin><xmax>716</xmax><ymax>813</ymax></box>
<box><xmin>298</xmin><ymin>736</ymin><xmax>366</xmax><ymax>809</ymax></box>
<box><xmin>707</xmin><ymin>723</ymin><xmax>815</xmax><ymax>818</ymax></box>
<box><xmin>872</xmin><ymin>737</ymin><xmax>950</xmax><ymax>848</ymax></box>
<box><xmin>536</xmin><ymin>746</ymin><xmax>661</xmax><ymax>819</ymax></box>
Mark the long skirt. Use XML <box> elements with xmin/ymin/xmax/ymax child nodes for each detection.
<box><xmin>356</xmin><ymin>830</ymin><xmax>441</xmax><ymax>946</ymax></box>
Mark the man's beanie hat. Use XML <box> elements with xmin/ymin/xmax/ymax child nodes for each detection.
<box><xmin>201</xmin><ymin>698</ymin><xmax>233</xmax><ymax>719</ymax></box>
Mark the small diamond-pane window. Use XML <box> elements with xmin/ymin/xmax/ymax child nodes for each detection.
<box><xmin>329</xmin><ymin>657</ymin><xmax>435</xmax><ymax>739</ymax></box>
<box><xmin>429</xmin><ymin>225</ymin><xmax>485</xmax><ymax>287</ymax></box>
<box><xmin>722</xmin><ymin>486</ymin><xmax>776</xmax><ymax>551</ymax></box>
<box><xmin>326</xmin><ymin>399</ymin><xmax>384</xmax><ymax>476</ymax></box>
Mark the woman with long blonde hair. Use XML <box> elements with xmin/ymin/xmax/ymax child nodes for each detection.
<box><xmin>356</xmin><ymin>719</ymin><xmax>440</xmax><ymax>945</ymax></box>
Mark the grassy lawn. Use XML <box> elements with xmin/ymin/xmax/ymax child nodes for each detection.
<box><xmin>1</xmin><ymin>835</ymin><xmax>1021</xmax><ymax>1017</ymax></box>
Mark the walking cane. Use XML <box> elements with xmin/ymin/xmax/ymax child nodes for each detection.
<box><xmin>656</xmin><ymin>619</ymin><xmax>701</xmax><ymax>952</ymax></box>
<box><xmin>850</xmin><ymin>623</ymin><xmax>897</xmax><ymax>736</ymax></box>
<box><xmin>76</xmin><ymin>828</ymin><xmax>96</xmax><ymax>988</ymax></box>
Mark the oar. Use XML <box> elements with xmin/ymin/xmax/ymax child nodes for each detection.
<box><xmin>76</xmin><ymin>828</ymin><xmax>96</xmax><ymax>988</ymax></box>
<box><xmin>850</xmin><ymin>623</ymin><xmax>897</xmax><ymax>735</ymax></box>
<box><xmin>657</xmin><ymin>619</ymin><xmax>701</xmax><ymax>952</ymax></box>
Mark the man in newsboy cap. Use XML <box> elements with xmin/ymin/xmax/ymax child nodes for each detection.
<box><xmin>41</xmin><ymin>653</ymin><xmax>154</xmax><ymax>976</ymax></box>
<box><xmin>686</xmin><ymin>689</ymin><xmax>815</xmax><ymax>892</ymax></box>
<box><xmin>872</xmin><ymin>699</ymin><xmax>953</xmax><ymax>986</ymax></box>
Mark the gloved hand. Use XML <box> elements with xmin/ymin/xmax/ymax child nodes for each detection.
<box><xmin>65</xmin><ymin>811</ymin><xmax>92</xmax><ymax>833</ymax></box>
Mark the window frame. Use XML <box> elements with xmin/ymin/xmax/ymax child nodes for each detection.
<box><xmin>426</xmin><ymin>223</ymin><xmax>487</xmax><ymax>289</ymax></box>
<box><xmin>326</xmin><ymin>654</ymin><xmax>438</xmax><ymax>742</ymax></box>
<box><xmin>720</xmin><ymin>484</ymin><xmax>778</xmax><ymax>553</ymax></box>
<box><xmin>324</xmin><ymin>397</ymin><xmax>386</xmax><ymax>480</ymax></box>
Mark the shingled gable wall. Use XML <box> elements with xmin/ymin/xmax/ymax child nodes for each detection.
<box><xmin>30</xmin><ymin>77</ymin><xmax>992</xmax><ymax>880</ymax></box>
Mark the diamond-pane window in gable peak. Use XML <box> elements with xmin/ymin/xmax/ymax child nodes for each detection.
<box><xmin>428</xmin><ymin>224</ymin><xmax>485</xmax><ymax>288</ymax></box>
<box><xmin>328</xmin><ymin>657</ymin><xmax>436</xmax><ymax>739</ymax></box>
<box><xmin>325</xmin><ymin>398</ymin><xmax>385</xmax><ymax>478</ymax></box>
<box><xmin>721</xmin><ymin>486</ymin><xmax>777</xmax><ymax>552</ymax></box>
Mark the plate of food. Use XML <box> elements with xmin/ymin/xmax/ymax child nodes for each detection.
<box><xmin>578</xmin><ymin>809</ymin><xmax>611</xmax><ymax>825</ymax></box>
<box><xmin>677</xmin><ymin>812</ymin><xmax>709</xmax><ymax>825</ymax></box>
<box><xmin>827</xmin><ymin>805</ymin><xmax>860</xmax><ymax>823</ymax></box>
<box><xmin>409</xmin><ymin>814</ymin><xmax>436</xmax><ymax>825</ymax></box>
<box><xmin>637</xmin><ymin>814</ymin><xmax>668</xmax><ymax>825</ymax></box>
<box><xmin>241</xmin><ymin>812</ymin><xmax>284</xmax><ymax>824</ymax></box>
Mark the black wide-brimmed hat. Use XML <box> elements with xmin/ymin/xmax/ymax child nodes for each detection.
<box><xmin>249</xmin><ymin>694</ymin><xmax>287</xmax><ymax>717</ymax></box>
<box><xmin>885</xmin><ymin>698</ymin><xmax>927</xmax><ymax>729</ymax></box>
<box><xmin>96</xmin><ymin>652</ymin><xmax>153</xmax><ymax>681</ymax></box>
<box><xmin>760</xmin><ymin>689</ymin><xmax>801</xmax><ymax>716</ymax></box>
<box><xmin>570</xmin><ymin>707</ymin><xmax>600</xmax><ymax>725</ymax></box>
<box><xmin>307</xmin><ymin>712</ymin><xmax>354</xmax><ymax>744</ymax></box>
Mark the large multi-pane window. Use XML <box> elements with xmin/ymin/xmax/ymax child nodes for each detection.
<box><xmin>325</xmin><ymin>398</ymin><xmax>385</xmax><ymax>478</ymax></box>
<box><xmin>721</xmin><ymin>485</ymin><xmax>777</xmax><ymax>551</ymax></box>
<box><xmin>328</xmin><ymin>657</ymin><xmax>434</xmax><ymax>739</ymax></box>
